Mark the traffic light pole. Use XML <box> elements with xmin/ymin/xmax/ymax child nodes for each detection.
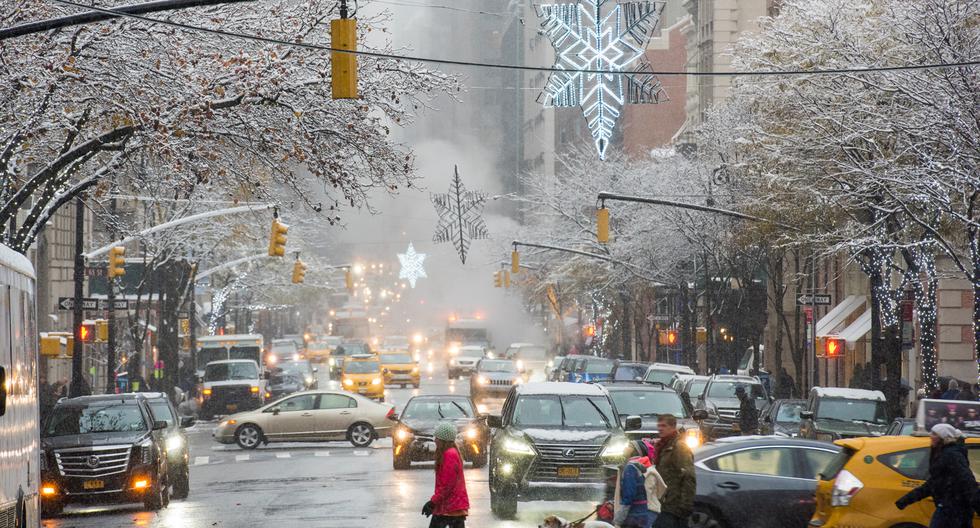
<box><xmin>70</xmin><ymin>197</ymin><xmax>87</xmax><ymax>397</ymax></box>
<box><xmin>106</xmin><ymin>197</ymin><xmax>117</xmax><ymax>394</ymax></box>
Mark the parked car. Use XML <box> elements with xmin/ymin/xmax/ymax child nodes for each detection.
<box><xmin>267</xmin><ymin>371</ymin><xmax>305</xmax><ymax>400</ymax></box>
<box><xmin>760</xmin><ymin>399</ymin><xmax>806</xmax><ymax>437</ymax></box>
<box><xmin>695</xmin><ymin>375</ymin><xmax>770</xmax><ymax>439</ymax></box>
<box><xmin>600</xmin><ymin>381</ymin><xmax>702</xmax><ymax>449</ymax></box>
<box><xmin>212</xmin><ymin>390</ymin><xmax>396</xmax><ymax>449</ymax></box>
<box><xmin>470</xmin><ymin>359</ymin><xmax>524</xmax><ymax>402</ymax></box>
<box><xmin>691</xmin><ymin>437</ymin><xmax>841</xmax><ymax>528</ymax></box>
<box><xmin>552</xmin><ymin>354</ymin><xmax>589</xmax><ymax>381</ymax></box>
<box><xmin>278</xmin><ymin>359</ymin><xmax>318</xmax><ymax>390</ymax></box>
<box><xmin>379</xmin><ymin>351</ymin><xmax>420</xmax><ymax>388</ymax></box>
<box><xmin>199</xmin><ymin>359</ymin><xmax>269</xmax><ymax>420</ymax></box>
<box><xmin>884</xmin><ymin>417</ymin><xmax>916</xmax><ymax>436</ymax></box>
<box><xmin>799</xmin><ymin>387</ymin><xmax>888</xmax><ymax>441</ymax></box>
<box><xmin>487</xmin><ymin>382</ymin><xmax>639</xmax><ymax>519</ymax></box>
<box><xmin>40</xmin><ymin>394</ymin><xmax>171</xmax><ymax>515</ymax></box>
<box><xmin>569</xmin><ymin>356</ymin><xmax>615</xmax><ymax>383</ymax></box>
<box><xmin>144</xmin><ymin>393</ymin><xmax>195</xmax><ymax>500</ymax></box>
<box><xmin>341</xmin><ymin>354</ymin><xmax>386</xmax><ymax>401</ymax></box>
<box><xmin>448</xmin><ymin>345</ymin><xmax>486</xmax><ymax>379</ymax></box>
<box><xmin>392</xmin><ymin>395</ymin><xmax>489</xmax><ymax>469</ymax></box>
<box><xmin>609</xmin><ymin>361</ymin><xmax>649</xmax><ymax>382</ymax></box>
<box><xmin>642</xmin><ymin>362</ymin><xmax>696</xmax><ymax>386</ymax></box>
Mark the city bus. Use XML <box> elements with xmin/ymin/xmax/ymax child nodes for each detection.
<box><xmin>0</xmin><ymin>244</ymin><xmax>40</xmax><ymax>527</ymax></box>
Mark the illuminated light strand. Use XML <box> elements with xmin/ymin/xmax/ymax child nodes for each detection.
<box><xmin>397</xmin><ymin>243</ymin><xmax>426</xmax><ymax>288</ymax></box>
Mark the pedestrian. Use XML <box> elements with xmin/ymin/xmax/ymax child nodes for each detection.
<box><xmin>941</xmin><ymin>379</ymin><xmax>961</xmax><ymax>400</ymax></box>
<box><xmin>422</xmin><ymin>422</ymin><xmax>469</xmax><ymax>528</ymax></box>
<box><xmin>956</xmin><ymin>383</ymin><xmax>976</xmax><ymax>402</ymax></box>
<box><xmin>652</xmin><ymin>415</ymin><xmax>695</xmax><ymax>528</ymax></box>
<box><xmin>613</xmin><ymin>441</ymin><xmax>663</xmax><ymax>528</ymax></box>
<box><xmin>895</xmin><ymin>424</ymin><xmax>976</xmax><ymax>528</ymax></box>
<box><xmin>735</xmin><ymin>385</ymin><xmax>759</xmax><ymax>435</ymax></box>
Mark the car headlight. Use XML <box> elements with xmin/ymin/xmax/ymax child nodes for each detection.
<box><xmin>395</xmin><ymin>428</ymin><xmax>413</xmax><ymax>442</ymax></box>
<box><xmin>601</xmin><ymin>438</ymin><xmax>630</xmax><ymax>458</ymax></box>
<box><xmin>267</xmin><ymin>353</ymin><xmax>277</xmax><ymax>365</ymax></box>
<box><xmin>411</xmin><ymin>366</ymin><xmax>419</xmax><ymax>374</ymax></box>
<box><xmin>515</xmin><ymin>360</ymin><xmax>524</xmax><ymax>371</ymax></box>
<box><xmin>502</xmin><ymin>437</ymin><xmax>535</xmax><ymax>455</ymax></box>
<box><xmin>684</xmin><ymin>429</ymin><xmax>702</xmax><ymax>449</ymax></box>
<box><xmin>371</xmin><ymin>378</ymin><xmax>382</xmax><ymax>385</ymax></box>
<box><xmin>166</xmin><ymin>435</ymin><xmax>184</xmax><ymax>453</ymax></box>
<box><xmin>449</xmin><ymin>359</ymin><xmax>456</xmax><ymax>366</ymax></box>
<box><xmin>343</xmin><ymin>378</ymin><xmax>354</xmax><ymax>386</ymax></box>
<box><xmin>513</xmin><ymin>377</ymin><xmax>524</xmax><ymax>385</ymax></box>
<box><xmin>831</xmin><ymin>469</ymin><xmax>864</xmax><ymax>506</ymax></box>
<box><xmin>449</xmin><ymin>346</ymin><xmax>459</xmax><ymax>355</ymax></box>
<box><xmin>486</xmin><ymin>351</ymin><xmax>496</xmax><ymax>359</ymax></box>
<box><xmin>546</xmin><ymin>360</ymin><xmax>554</xmax><ymax>368</ymax></box>
<box><xmin>305</xmin><ymin>376</ymin><xmax>314</xmax><ymax>385</ymax></box>
<box><xmin>477</xmin><ymin>375</ymin><xmax>489</xmax><ymax>386</ymax></box>
<box><xmin>465</xmin><ymin>427</ymin><xmax>478</xmax><ymax>440</ymax></box>
<box><xmin>328</xmin><ymin>358</ymin><xmax>335</xmax><ymax>366</ymax></box>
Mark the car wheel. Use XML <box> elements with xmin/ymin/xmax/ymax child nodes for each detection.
<box><xmin>171</xmin><ymin>462</ymin><xmax>190</xmax><ymax>499</ymax></box>
<box><xmin>688</xmin><ymin>504</ymin><xmax>728</xmax><ymax>528</ymax></box>
<box><xmin>235</xmin><ymin>424</ymin><xmax>263</xmax><ymax>450</ymax></box>
<box><xmin>348</xmin><ymin>422</ymin><xmax>375</xmax><ymax>447</ymax></box>
<box><xmin>413</xmin><ymin>383</ymin><xmax>420</xmax><ymax>389</ymax></box>
<box><xmin>490</xmin><ymin>483</ymin><xmax>517</xmax><ymax>519</ymax></box>
<box><xmin>144</xmin><ymin>476</ymin><xmax>169</xmax><ymax>511</ymax></box>
<box><xmin>471</xmin><ymin>451</ymin><xmax>488</xmax><ymax>468</ymax></box>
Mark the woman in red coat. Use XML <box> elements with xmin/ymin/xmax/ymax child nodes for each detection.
<box><xmin>422</xmin><ymin>422</ymin><xmax>470</xmax><ymax>528</ymax></box>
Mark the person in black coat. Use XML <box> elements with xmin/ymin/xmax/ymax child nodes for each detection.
<box><xmin>735</xmin><ymin>385</ymin><xmax>759</xmax><ymax>435</ymax></box>
<box><xmin>895</xmin><ymin>423</ymin><xmax>977</xmax><ymax>528</ymax></box>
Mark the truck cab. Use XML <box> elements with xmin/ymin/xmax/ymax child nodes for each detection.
<box><xmin>199</xmin><ymin>359</ymin><xmax>268</xmax><ymax>420</ymax></box>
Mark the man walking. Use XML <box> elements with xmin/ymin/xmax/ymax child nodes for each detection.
<box><xmin>736</xmin><ymin>385</ymin><xmax>759</xmax><ymax>435</ymax></box>
<box><xmin>652</xmin><ymin>415</ymin><xmax>695</xmax><ymax>528</ymax></box>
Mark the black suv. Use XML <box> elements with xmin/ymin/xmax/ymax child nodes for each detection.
<box><xmin>487</xmin><ymin>382</ymin><xmax>639</xmax><ymax>519</ymax></box>
<box><xmin>40</xmin><ymin>394</ymin><xmax>170</xmax><ymax>516</ymax></box>
<box><xmin>694</xmin><ymin>375</ymin><xmax>770</xmax><ymax>439</ymax></box>
<box><xmin>600</xmin><ymin>381</ymin><xmax>702</xmax><ymax>448</ymax></box>
<box><xmin>144</xmin><ymin>393</ymin><xmax>195</xmax><ymax>500</ymax></box>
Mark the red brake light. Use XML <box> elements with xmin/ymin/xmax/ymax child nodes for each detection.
<box><xmin>386</xmin><ymin>407</ymin><xmax>397</xmax><ymax>421</ymax></box>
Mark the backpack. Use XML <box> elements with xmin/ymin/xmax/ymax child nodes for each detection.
<box><xmin>643</xmin><ymin>464</ymin><xmax>668</xmax><ymax>513</ymax></box>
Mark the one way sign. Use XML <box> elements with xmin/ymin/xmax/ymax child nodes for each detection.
<box><xmin>796</xmin><ymin>294</ymin><xmax>832</xmax><ymax>306</ymax></box>
<box><xmin>58</xmin><ymin>297</ymin><xmax>99</xmax><ymax>310</ymax></box>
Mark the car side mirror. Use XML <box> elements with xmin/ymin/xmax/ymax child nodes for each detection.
<box><xmin>312</xmin><ymin>367</ymin><xmax>318</xmax><ymax>373</ymax></box>
<box><xmin>180</xmin><ymin>416</ymin><xmax>196</xmax><ymax>428</ymax></box>
<box><xmin>383</xmin><ymin>368</ymin><xmax>389</xmax><ymax>374</ymax></box>
<box><xmin>763</xmin><ymin>415</ymin><xmax>772</xmax><ymax>423</ymax></box>
<box><xmin>801</xmin><ymin>411</ymin><xmax>814</xmax><ymax>420</ymax></box>
<box><xmin>624</xmin><ymin>415</ymin><xmax>642</xmax><ymax>431</ymax></box>
<box><xmin>152</xmin><ymin>420</ymin><xmax>168</xmax><ymax>431</ymax></box>
<box><xmin>487</xmin><ymin>415</ymin><xmax>502</xmax><ymax>428</ymax></box>
<box><xmin>197</xmin><ymin>376</ymin><xmax>204</xmax><ymax>384</ymax></box>
<box><xmin>272</xmin><ymin>408</ymin><xmax>280</xmax><ymax>416</ymax></box>
<box><xmin>692</xmin><ymin>410</ymin><xmax>709</xmax><ymax>421</ymax></box>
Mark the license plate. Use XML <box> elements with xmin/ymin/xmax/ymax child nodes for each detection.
<box><xmin>557</xmin><ymin>467</ymin><xmax>580</xmax><ymax>478</ymax></box>
<box><xmin>226</xmin><ymin>404</ymin><xmax>238</xmax><ymax>412</ymax></box>
<box><xmin>83</xmin><ymin>479</ymin><xmax>105</xmax><ymax>490</ymax></box>
<box><xmin>358</xmin><ymin>388</ymin><xmax>368</xmax><ymax>394</ymax></box>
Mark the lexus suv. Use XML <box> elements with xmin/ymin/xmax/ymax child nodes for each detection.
<box><xmin>39</xmin><ymin>394</ymin><xmax>170</xmax><ymax>516</ymax></box>
<box><xmin>694</xmin><ymin>374</ymin><xmax>770</xmax><ymax>439</ymax></box>
<box><xmin>487</xmin><ymin>382</ymin><xmax>639</xmax><ymax>519</ymax></box>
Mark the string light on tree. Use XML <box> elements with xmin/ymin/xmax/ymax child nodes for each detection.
<box><xmin>536</xmin><ymin>0</ymin><xmax>668</xmax><ymax>159</ymax></box>
<box><xmin>397</xmin><ymin>243</ymin><xmax>427</xmax><ymax>288</ymax></box>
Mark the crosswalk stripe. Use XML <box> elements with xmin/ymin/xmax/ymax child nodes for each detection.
<box><xmin>353</xmin><ymin>450</ymin><xmax>369</xmax><ymax>457</ymax></box>
<box><xmin>194</xmin><ymin>456</ymin><xmax>209</xmax><ymax>466</ymax></box>
<box><xmin>276</xmin><ymin>453</ymin><xmax>291</xmax><ymax>459</ymax></box>
<box><xmin>235</xmin><ymin>454</ymin><xmax>250</xmax><ymax>462</ymax></box>
<box><xmin>315</xmin><ymin>451</ymin><xmax>330</xmax><ymax>457</ymax></box>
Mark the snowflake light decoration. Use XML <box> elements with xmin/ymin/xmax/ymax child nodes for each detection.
<box><xmin>397</xmin><ymin>243</ymin><xmax>427</xmax><ymax>288</ymax></box>
<box><xmin>431</xmin><ymin>165</ymin><xmax>489</xmax><ymax>264</ymax></box>
<box><xmin>536</xmin><ymin>0</ymin><xmax>668</xmax><ymax>159</ymax></box>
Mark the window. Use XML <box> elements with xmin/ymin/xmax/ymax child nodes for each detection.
<box><xmin>275</xmin><ymin>395</ymin><xmax>317</xmax><ymax>413</ymax></box>
<box><xmin>205</xmin><ymin>362</ymin><xmax>258</xmax><ymax>381</ymax></box>
<box><xmin>776</xmin><ymin>402</ymin><xmax>805</xmax><ymax>423</ymax></box>
<box><xmin>149</xmin><ymin>401</ymin><xmax>176</xmax><ymax>426</ymax></box>
<box><xmin>708</xmin><ymin>447</ymin><xmax>798</xmax><ymax>477</ymax></box>
<box><xmin>800</xmin><ymin>449</ymin><xmax>838</xmax><ymax>479</ymax></box>
<box><xmin>878</xmin><ymin>448</ymin><xmax>930</xmax><ymax>480</ymax></box>
<box><xmin>318</xmin><ymin>394</ymin><xmax>355</xmax><ymax>410</ymax></box>
<box><xmin>344</xmin><ymin>361</ymin><xmax>380</xmax><ymax>374</ymax></box>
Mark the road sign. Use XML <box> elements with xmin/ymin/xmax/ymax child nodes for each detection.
<box><xmin>84</xmin><ymin>266</ymin><xmax>107</xmax><ymax>277</ymax></box>
<box><xmin>57</xmin><ymin>297</ymin><xmax>131</xmax><ymax>311</ymax></box>
<box><xmin>104</xmin><ymin>299</ymin><xmax>131</xmax><ymax>310</ymax></box>
<box><xmin>796</xmin><ymin>294</ymin><xmax>832</xmax><ymax>306</ymax></box>
<box><xmin>647</xmin><ymin>314</ymin><xmax>671</xmax><ymax>323</ymax></box>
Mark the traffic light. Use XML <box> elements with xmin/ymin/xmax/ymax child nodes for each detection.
<box><xmin>331</xmin><ymin>17</ymin><xmax>358</xmax><ymax>99</ymax></box>
<box><xmin>292</xmin><ymin>259</ymin><xmax>308</xmax><ymax>284</ymax></box>
<box><xmin>596</xmin><ymin>207</ymin><xmax>610</xmax><ymax>244</ymax></box>
<box><xmin>96</xmin><ymin>319</ymin><xmax>109</xmax><ymax>342</ymax></box>
<box><xmin>108</xmin><ymin>246</ymin><xmax>126</xmax><ymax>278</ymax></box>
<box><xmin>493</xmin><ymin>271</ymin><xmax>502</xmax><ymax>288</ymax></box>
<box><xmin>268</xmin><ymin>218</ymin><xmax>288</xmax><ymax>257</ymax></box>
<box><xmin>696</xmin><ymin>326</ymin><xmax>707</xmax><ymax>344</ymax></box>
<box><xmin>824</xmin><ymin>336</ymin><xmax>844</xmax><ymax>358</ymax></box>
<box><xmin>511</xmin><ymin>250</ymin><xmax>520</xmax><ymax>274</ymax></box>
<box><xmin>657</xmin><ymin>330</ymin><xmax>668</xmax><ymax>346</ymax></box>
<box><xmin>503</xmin><ymin>270</ymin><xmax>511</xmax><ymax>288</ymax></box>
<box><xmin>667</xmin><ymin>330</ymin><xmax>678</xmax><ymax>346</ymax></box>
<box><xmin>78</xmin><ymin>322</ymin><xmax>95</xmax><ymax>343</ymax></box>
<box><xmin>345</xmin><ymin>269</ymin><xmax>353</xmax><ymax>291</ymax></box>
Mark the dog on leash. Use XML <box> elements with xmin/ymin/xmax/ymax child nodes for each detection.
<box><xmin>540</xmin><ymin>515</ymin><xmax>615</xmax><ymax>528</ymax></box>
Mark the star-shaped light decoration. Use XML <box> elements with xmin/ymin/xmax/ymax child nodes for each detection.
<box><xmin>536</xmin><ymin>0</ymin><xmax>668</xmax><ymax>159</ymax></box>
<box><xmin>432</xmin><ymin>165</ymin><xmax>489</xmax><ymax>264</ymax></box>
<box><xmin>397</xmin><ymin>243</ymin><xmax>427</xmax><ymax>288</ymax></box>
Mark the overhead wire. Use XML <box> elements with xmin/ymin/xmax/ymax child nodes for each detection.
<box><xmin>44</xmin><ymin>0</ymin><xmax>980</xmax><ymax>78</ymax></box>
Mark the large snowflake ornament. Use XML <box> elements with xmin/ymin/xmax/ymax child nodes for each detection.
<box><xmin>397</xmin><ymin>243</ymin><xmax>427</xmax><ymax>288</ymax></box>
<box><xmin>537</xmin><ymin>0</ymin><xmax>668</xmax><ymax>159</ymax></box>
<box><xmin>431</xmin><ymin>165</ymin><xmax>489</xmax><ymax>264</ymax></box>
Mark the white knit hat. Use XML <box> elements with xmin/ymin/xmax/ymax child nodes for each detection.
<box><xmin>931</xmin><ymin>423</ymin><xmax>964</xmax><ymax>444</ymax></box>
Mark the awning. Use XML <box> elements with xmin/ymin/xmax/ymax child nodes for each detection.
<box><xmin>816</xmin><ymin>295</ymin><xmax>866</xmax><ymax>336</ymax></box>
<box><xmin>839</xmin><ymin>309</ymin><xmax>873</xmax><ymax>344</ymax></box>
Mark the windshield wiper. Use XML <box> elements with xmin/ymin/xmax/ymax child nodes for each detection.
<box><xmin>586</xmin><ymin>398</ymin><xmax>611</xmax><ymax>428</ymax></box>
<box><xmin>437</xmin><ymin>405</ymin><xmax>445</xmax><ymax>419</ymax></box>
<box><xmin>450</xmin><ymin>401</ymin><xmax>470</xmax><ymax>417</ymax></box>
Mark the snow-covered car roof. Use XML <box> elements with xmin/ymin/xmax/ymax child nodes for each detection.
<box><xmin>647</xmin><ymin>363</ymin><xmax>696</xmax><ymax>373</ymax></box>
<box><xmin>812</xmin><ymin>387</ymin><xmax>886</xmax><ymax>400</ymax></box>
<box><xmin>515</xmin><ymin>382</ymin><xmax>608</xmax><ymax>396</ymax></box>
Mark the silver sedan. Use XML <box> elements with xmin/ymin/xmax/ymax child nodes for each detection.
<box><xmin>212</xmin><ymin>390</ymin><xmax>396</xmax><ymax>449</ymax></box>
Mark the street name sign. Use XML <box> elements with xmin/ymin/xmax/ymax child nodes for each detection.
<box><xmin>796</xmin><ymin>294</ymin><xmax>832</xmax><ymax>306</ymax></box>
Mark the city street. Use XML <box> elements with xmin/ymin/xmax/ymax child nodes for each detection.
<box><xmin>41</xmin><ymin>363</ymin><xmax>597</xmax><ymax>528</ymax></box>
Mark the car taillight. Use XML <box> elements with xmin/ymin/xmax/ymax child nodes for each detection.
<box><xmin>831</xmin><ymin>469</ymin><xmax>863</xmax><ymax>506</ymax></box>
<box><xmin>386</xmin><ymin>407</ymin><xmax>397</xmax><ymax>421</ymax></box>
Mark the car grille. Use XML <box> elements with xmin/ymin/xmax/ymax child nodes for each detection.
<box><xmin>55</xmin><ymin>444</ymin><xmax>132</xmax><ymax>478</ymax></box>
<box><xmin>213</xmin><ymin>385</ymin><xmax>253</xmax><ymax>401</ymax></box>
<box><xmin>717</xmin><ymin>409</ymin><xmax>738</xmax><ymax>421</ymax></box>
<box><xmin>489</xmin><ymin>379</ymin><xmax>513</xmax><ymax>386</ymax></box>
<box><xmin>530</xmin><ymin>443</ymin><xmax>604</xmax><ymax>482</ymax></box>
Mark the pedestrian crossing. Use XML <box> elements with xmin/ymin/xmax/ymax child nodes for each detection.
<box><xmin>192</xmin><ymin>448</ymin><xmax>376</xmax><ymax>467</ymax></box>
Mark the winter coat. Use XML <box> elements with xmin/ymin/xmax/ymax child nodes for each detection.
<box><xmin>941</xmin><ymin>389</ymin><xmax>961</xmax><ymax>400</ymax></box>
<box><xmin>738</xmin><ymin>396</ymin><xmax>759</xmax><ymax>434</ymax></box>
<box><xmin>654</xmin><ymin>434</ymin><xmax>696</xmax><ymax>519</ymax></box>
<box><xmin>899</xmin><ymin>440</ymin><xmax>976</xmax><ymax>520</ymax></box>
<box><xmin>431</xmin><ymin>447</ymin><xmax>469</xmax><ymax>515</ymax></box>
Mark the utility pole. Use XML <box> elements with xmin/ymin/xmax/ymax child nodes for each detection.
<box><xmin>70</xmin><ymin>197</ymin><xmax>88</xmax><ymax>397</ymax></box>
<box><xmin>106</xmin><ymin>197</ymin><xmax>117</xmax><ymax>394</ymax></box>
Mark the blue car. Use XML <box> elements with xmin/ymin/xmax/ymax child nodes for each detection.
<box><xmin>569</xmin><ymin>356</ymin><xmax>615</xmax><ymax>383</ymax></box>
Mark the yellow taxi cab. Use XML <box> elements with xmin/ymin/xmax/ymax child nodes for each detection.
<box><xmin>811</xmin><ymin>399</ymin><xmax>980</xmax><ymax>528</ymax></box>
<box><xmin>379</xmin><ymin>351</ymin><xmax>420</xmax><ymax>389</ymax></box>
<box><xmin>341</xmin><ymin>354</ymin><xmax>385</xmax><ymax>401</ymax></box>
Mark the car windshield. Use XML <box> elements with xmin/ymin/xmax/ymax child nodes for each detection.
<box><xmin>402</xmin><ymin>399</ymin><xmax>474</xmax><ymax>420</ymax></box>
<box><xmin>271</xmin><ymin>341</ymin><xmax>298</xmax><ymax>353</ymax></box>
<box><xmin>229</xmin><ymin>345</ymin><xmax>260</xmax><ymax>361</ymax></box>
<box><xmin>44</xmin><ymin>403</ymin><xmax>147</xmax><ymax>436</ymax></box>
<box><xmin>512</xmin><ymin>395</ymin><xmax>616</xmax><ymax>428</ymax></box>
<box><xmin>817</xmin><ymin>398</ymin><xmax>888</xmax><ymax>424</ymax></box>
<box><xmin>776</xmin><ymin>402</ymin><xmax>805</xmax><ymax>422</ymax></box>
<box><xmin>459</xmin><ymin>348</ymin><xmax>485</xmax><ymax>358</ymax></box>
<box><xmin>280</xmin><ymin>361</ymin><xmax>311</xmax><ymax>375</ymax></box>
<box><xmin>645</xmin><ymin>369</ymin><xmax>681</xmax><ymax>385</ymax></box>
<box><xmin>381</xmin><ymin>354</ymin><xmax>413</xmax><ymax>364</ymax></box>
<box><xmin>148</xmin><ymin>401</ymin><xmax>175</xmax><ymax>427</ymax></box>
<box><xmin>197</xmin><ymin>348</ymin><xmax>227</xmax><ymax>369</ymax></box>
<box><xmin>688</xmin><ymin>379</ymin><xmax>709</xmax><ymax>397</ymax></box>
<box><xmin>516</xmin><ymin>346</ymin><xmax>548</xmax><ymax>360</ymax></box>
<box><xmin>707</xmin><ymin>381</ymin><xmax>767</xmax><ymax>400</ymax></box>
<box><xmin>614</xmin><ymin>365</ymin><xmax>647</xmax><ymax>381</ymax></box>
<box><xmin>205</xmin><ymin>362</ymin><xmax>258</xmax><ymax>381</ymax></box>
<box><xmin>610</xmin><ymin>390</ymin><xmax>688</xmax><ymax>418</ymax></box>
<box><xmin>307</xmin><ymin>343</ymin><xmax>330</xmax><ymax>351</ymax></box>
<box><xmin>345</xmin><ymin>361</ymin><xmax>380</xmax><ymax>374</ymax></box>
<box><xmin>479</xmin><ymin>360</ymin><xmax>517</xmax><ymax>373</ymax></box>
<box><xmin>584</xmin><ymin>359</ymin><xmax>614</xmax><ymax>374</ymax></box>
<box><xmin>337</xmin><ymin>344</ymin><xmax>367</xmax><ymax>356</ymax></box>
<box><xmin>271</xmin><ymin>372</ymin><xmax>302</xmax><ymax>385</ymax></box>
<box><xmin>384</xmin><ymin>337</ymin><xmax>409</xmax><ymax>348</ymax></box>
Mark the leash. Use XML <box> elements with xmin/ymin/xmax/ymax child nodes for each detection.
<box><xmin>567</xmin><ymin>504</ymin><xmax>601</xmax><ymax>527</ymax></box>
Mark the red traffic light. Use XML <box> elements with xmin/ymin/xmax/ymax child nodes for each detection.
<box><xmin>667</xmin><ymin>330</ymin><xmax>678</xmax><ymax>346</ymax></box>
<box><xmin>584</xmin><ymin>325</ymin><xmax>596</xmax><ymax>337</ymax></box>
<box><xmin>78</xmin><ymin>323</ymin><xmax>95</xmax><ymax>343</ymax></box>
